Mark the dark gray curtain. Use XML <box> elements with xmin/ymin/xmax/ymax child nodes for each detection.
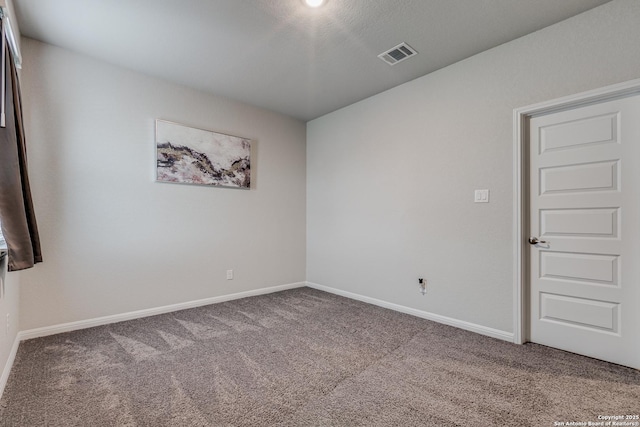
<box><xmin>0</xmin><ymin>32</ymin><xmax>42</xmax><ymax>271</ymax></box>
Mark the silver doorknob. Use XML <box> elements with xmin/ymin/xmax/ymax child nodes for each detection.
<box><xmin>528</xmin><ymin>237</ymin><xmax>547</xmax><ymax>245</ymax></box>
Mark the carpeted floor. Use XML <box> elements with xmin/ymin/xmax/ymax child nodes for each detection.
<box><xmin>0</xmin><ymin>288</ymin><xmax>638</xmax><ymax>426</ymax></box>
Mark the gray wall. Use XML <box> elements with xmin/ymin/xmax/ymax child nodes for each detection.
<box><xmin>19</xmin><ymin>39</ymin><xmax>307</xmax><ymax>330</ymax></box>
<box><xmin>307</xmin><ymin>0</ymin><xmax>640</xmax><ymax>333</ymax></box>
<box><xmin>12</xmin><ymin>0</ymin><xmax>640</xmax><ymax>337</ymax></box>
<box><xmin>0</xmin><ymin>270</ymin><xmax>19</xmax><ymax>390</ymax></box>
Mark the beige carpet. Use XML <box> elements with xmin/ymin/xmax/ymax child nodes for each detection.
<box><xmin>1</xmin><ymin>288</ymin><xmax>638</xmax><ymax>426</ymax></box>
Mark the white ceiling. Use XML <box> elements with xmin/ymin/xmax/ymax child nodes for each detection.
<box><xmin>15</xmin><ymin>0</ymin><xmax>611</xmax><ymax>121</ymax></box>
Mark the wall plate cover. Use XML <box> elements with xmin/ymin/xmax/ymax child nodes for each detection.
<box><xmin>474</xmin><ymin>189</ymin><xmax>489</xmax><ymax>203</ymax></box>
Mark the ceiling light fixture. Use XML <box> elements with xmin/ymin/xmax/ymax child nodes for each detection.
<box><xmin>303</xmin><ymin>0</ymin><xmax>326</xmax><ymax>8</ymax></box>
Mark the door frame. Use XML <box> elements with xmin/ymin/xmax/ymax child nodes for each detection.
<box><xmin>512</xmin><ymin>78</ymin><xmax>640</xmax><ymax>345</ymax></box>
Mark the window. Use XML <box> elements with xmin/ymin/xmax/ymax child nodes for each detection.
<box><xmin>0</xmin><ymin>218</ymin><xmax>5</xmax><ymax>249</ymax></box>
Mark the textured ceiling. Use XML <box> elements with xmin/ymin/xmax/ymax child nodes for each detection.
<box><xmin>15</xmin><ymin>0</ymin><xmax>612</xmax><ymax>121</ymax></box>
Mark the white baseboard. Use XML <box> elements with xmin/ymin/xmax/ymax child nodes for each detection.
<box><xmin>19</xmin><ymin>282</ymin><xmax>306</xmax><ymax>341</ymax></box>
<box><xmin>7</xmin><ymin>279</ymin><xmax>511</xmax><ymax>400</ymax></box>
<box><xmin>0</xmin><ymin>334</ymin><xmax>20</xmax><ymax>401</ymax></box>
<box><xmin>306</xmin><ymin>282</ymin><xmax>514</xmax><ymax>342</ymax></box>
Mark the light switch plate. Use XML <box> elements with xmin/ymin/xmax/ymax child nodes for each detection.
<box><xmin>474</xmin><ymin>189</ymin><xmax>489</xmax><ymax>203</ymax></box>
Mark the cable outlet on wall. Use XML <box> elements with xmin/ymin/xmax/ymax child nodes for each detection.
<box><xmin>418</xmin><ymin>278</ymin><xmax>427</xmax><ymax>295</ymax></box>
<box><xmin>226</xmin><ymin>270</ymin><xmax>233</xmax><ymax>280</ymax></box>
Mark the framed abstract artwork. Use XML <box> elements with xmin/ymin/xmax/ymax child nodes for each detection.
<box><xmin>156</xmin><ymin>119</ymin><xmax>251</xmax><ymax>189</ymax></box>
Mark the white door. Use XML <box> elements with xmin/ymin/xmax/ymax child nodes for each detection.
<box><xmin>529</xmin><ymin>94</ymin><xmax>640</xmax><ymax>369</ymax></box>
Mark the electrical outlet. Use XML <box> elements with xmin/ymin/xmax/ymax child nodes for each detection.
<box><xmin>226</xmin><ymin>270</ymin><xmax>233</xmax><ymax>280</ymax></box>
<box><xmin>5</xmin><ymin>313</ymin><xmax>9</xmax><ymax>335</ymax></box>
<box><xmin>474</xmin><ymin>189</ymin><xmax>490</xmax><ymax>203</ymax></box>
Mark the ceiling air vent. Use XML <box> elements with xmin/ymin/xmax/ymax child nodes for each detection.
<box><xmin>378</xmin><ymin>43</ymin><xmax>417</xmax><ymax>66</ymax></box>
